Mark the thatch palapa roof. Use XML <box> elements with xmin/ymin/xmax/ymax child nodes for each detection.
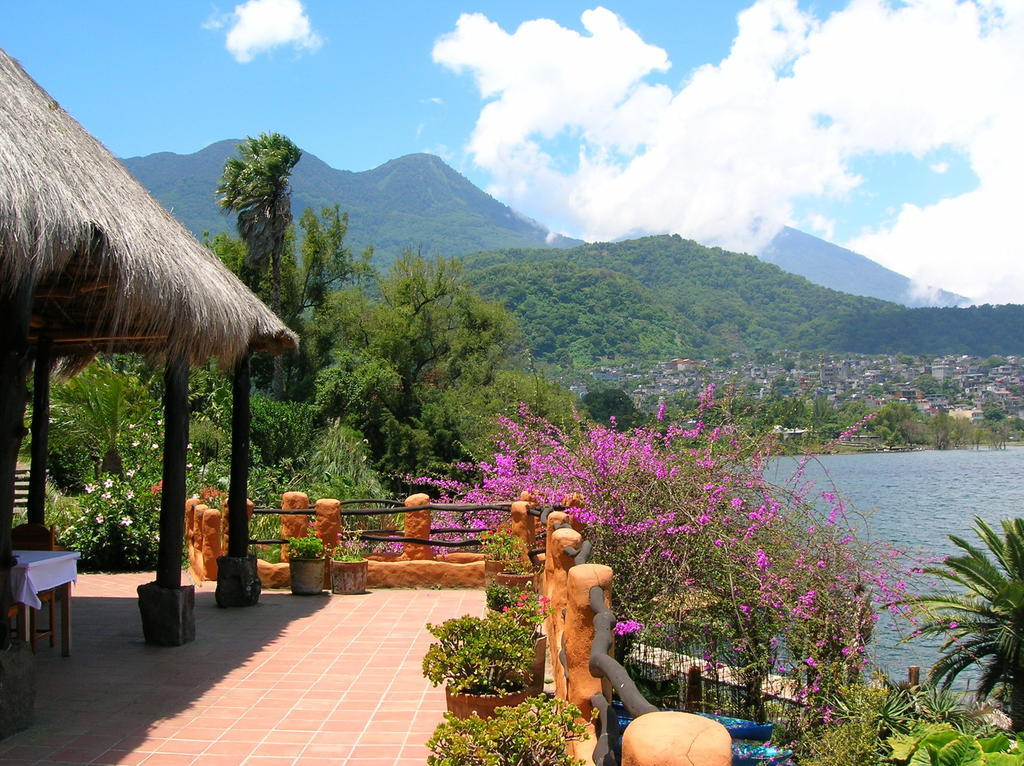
<box><xmin>0</xmin><ymin>49</ymin><xmax>297</xmax><ymax>366</ymax></box>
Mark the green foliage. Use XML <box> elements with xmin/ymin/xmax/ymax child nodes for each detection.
<box><xmin>887</xmin><ymin>724</ymin><xmax>1023</xmax><ymax>765</ymax></box>
<box><xmin>314</xmin><ymin>253</ymin><xmax>528</xmax><ymax>484</ymax></box>
<box><xmin>249</xmin><ymin>395</ymin><xmax>319</xmax><ymax>468</ymax></box>
<box><xmin>426</xmin><ymin>695</ymin><xmax>587</xmax><ymax>766</ymax></box>
<box><xmin>422</xmin><ymin>611</ymin><xmax>535</xmax><ymax>695</ymax></box>
<box><xmin>484</xmin><ymin>583</ymin><xmax>529</xmax><ymax>612</ymax></box>
<box><xmin>286</xmin><ymin>530</ymin><xmax>324</xmax><ymax>559</ymax></box>
<box><xmin>479</xmin><ymin>529</ymin><xmax>524</xmax><ymax>562</ymax></box>
<box><xmin>304</xmin><ymin>419</ymin><xmax>386</xmax><ymax>500</ymax></box>
<box><xmin>901</xmin><ymin>517</ymin><xmax>1024</xmax><ymax>730</ymax></box>
<box><xmin>582</xmin><ymin>387</ymin><xmax>645</xmax><ymax>430</ymax></box>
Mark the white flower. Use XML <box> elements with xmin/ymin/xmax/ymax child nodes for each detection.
<box><xmin>131</xmin><ymin>441</ymin><xmax>140</xmax><ymax>447</ymax></box>
<box><xmin>120</xmin><ymin>517</ymin><xmax>132</xmax><ymax>526</ymax></box>
<box><xmin>101</xmin><ymin>492</ymin><xmax>111</xmax><ymax>500</ymax></box>
<box><xmin>84</xmin><ymin>484</ymin><xmax>96</xmax><ymax>494</ymax></box>
<box><xmin>153</xmin><ymin>533</ymin><xmax>160</xmax><ymax>542</ymax></box>
<box><xmin>126</xmin><ymin>468</ymin><xmax>136</xmax><ymax>478</ymax></box>
<box><xmin>102</xmin><ymin>478</ymin><xmax>113</xmax><ymax>489</ymax></box>
<box><xmin>151</xmin><ymin>443</ymin><xmax>159</xmax><ymax>450</ymax></box>
<box><xmin>125</xmin><ymin>490</ymin><xmax>134</xmax><ymax>500</ymax></box>
<box><xmin>95</xmin><ymin>514</ymin><xmax>105</xmax><ymax>523</ymax></box>
<box><xmin>128</xmin><ymin>423</ymin><xmax>136</xmax><ymax>430</ymax></box>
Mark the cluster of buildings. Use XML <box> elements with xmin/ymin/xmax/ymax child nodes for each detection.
<box><xmin>579</xmin><ymin>353</ymin><xmax>1024</xmax><ymax>421</ymax></box>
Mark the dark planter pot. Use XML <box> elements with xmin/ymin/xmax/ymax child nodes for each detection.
<box><xmin>330</xmin><ymin>559</ymin><xmax>368</xmax><ymax>595</ymax></box>
<box><xmin>445</xmin><ymin>686</ymin><xmax>531</xmax><ymax>719</ymax></box>
<box><xmin>495</xmin><ymin>572</ymin><xmax>535</xmax><ymax>590</ymax></box>
<box><xmin>289</xmin><ymin>558</ymin><xmax>325</xmax><ymax>595</ymax></box>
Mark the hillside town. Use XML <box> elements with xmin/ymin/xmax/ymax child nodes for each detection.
<box><xmin>583</xmin><ymin>352</ymin><xmax>1024</xmax><ymax>421</ymax></box>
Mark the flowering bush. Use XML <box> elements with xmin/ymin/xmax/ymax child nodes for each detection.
<box><xmin>330</xmin><ymin>531</ymin><xmax>366</xmax><ymax>562</ymax></box>
<box><xmin>60</xmin><ymin>470</ymin><xmax>162</xmax><ymax>571</ymax></box>
<box><xmin>420</xmin><ymin>392</ymin><xmax>913</xmax><ymax>728</ymax></box>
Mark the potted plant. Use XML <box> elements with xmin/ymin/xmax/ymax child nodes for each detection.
<box><xmin>330</xmin><ymin>531</ymin><xmax>368</xmax><ymax>595</ymax></box>
<box><xmin>495</xmin><ymin>556</ymin><xmax>536</xmax><ymax>589</ymax></box>
<box><xmin>480</xmin><ymin>529</ymin><xmax>525</xmax><ymax>586</ymax></box>
<box><xmin>426</xmin><ymin>694</ymin><xmax>588</xmax><ymax>765</ymax></box>
<box><xmin>422</xmin><ymin>609</ymin><xmax>536</xmax><ymax>718</ymax></box>
<box><xmin>286</xmin><ymin>529</ymin><xmax>325</xmax><ymax>595</ymax></box>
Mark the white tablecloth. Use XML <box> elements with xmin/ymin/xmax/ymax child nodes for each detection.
<box><xmin>9</xmin><ymin>550</ymin><xmax>80</xmax><ymax>609</ymax></box>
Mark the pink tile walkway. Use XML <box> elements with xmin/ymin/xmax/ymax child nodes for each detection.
<box><xmin>0</xmin><ymin>572</ymin><xmax>483</xmax><ymax>765</ymax></box>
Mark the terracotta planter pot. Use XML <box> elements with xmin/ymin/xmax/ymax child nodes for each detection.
<box><xmin>289</xmin><ymin>558</ymin><xmax>325</xmax><ymax>595</ymax></box>
<box><xmin>495</xmin><ymin>572</ymin><xmax>534</xmax><ymax>590</ymax></box>
<box><xmin>528</xmin><ymin>634</ymin><xmax>547</xmax><ymax>695</ymax></box>
<box><xmin>484</xmin><ymin>559</ymin><xmax>506</xmax><ymax>586</ymax></box>
<box><xmin>445</xmin><ymin>686</ymin><xmax>532</xmax><ymax>719</ymax></box>
<box><xmin>330</xmin><ymin>559</ymin><xmax>368</xmax><ymax>594</ymax></box>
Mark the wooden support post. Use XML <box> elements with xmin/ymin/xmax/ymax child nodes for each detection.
<box><xmin>686</xmin><ymin>665</ymin><xmax>703</xmax><ymax>712</ymax></box>
<box><xmin>156</xmin><ymin>358</ymin><xmax>189</xmax><ymax>589</ymax></box>
<box><xmin>0</xmin><ymin>275</ymin><xmax>34</xmax><ymax>651</ymax></box>
<box><xmin>908</xmin><ymin>666</ymin><xmax>920</xmax><ymax>687</ymax></box>
<box><xmin>227</xmin><ymin>353</ymin><xmax>250</xmax><ymax>558</ymax></box>
<box><xmin>26</xmin><ymin>336</ymin><xmax>51</xmax><ymax>524</ymax></box>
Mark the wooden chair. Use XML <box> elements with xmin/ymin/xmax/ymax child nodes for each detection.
<box><xmin>8</xmin><ymin>523</ymin><xmax>59</xmax><ymax>651</ymax></box>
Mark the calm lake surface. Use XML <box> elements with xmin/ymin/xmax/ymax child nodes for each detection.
<box><xmin>767</xmin><ymin>447</ymin><xmax>1024</xmax><ymax>683</ymax></box>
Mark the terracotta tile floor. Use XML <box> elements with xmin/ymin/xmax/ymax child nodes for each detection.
<box><xmin>0</xmin><ymin>572</ymin><xmax>483</xmax><ymax>765</ymax></box>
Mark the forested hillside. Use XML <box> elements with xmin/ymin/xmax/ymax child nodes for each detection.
<box><xmin>462</xmin><ymin>236</ymin><xmax>1024</xmax><ymax>365</ymax></box>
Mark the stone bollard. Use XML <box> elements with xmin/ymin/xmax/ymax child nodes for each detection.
<box><xmin>280</xmin><ymin>491</ymin><xmax>310</xmax><ymax>562</ymax></box>
<box><xmin>200</xmin><ymin>508</ymin><xmax>223</xmax><ymax>582</ymax></box>
<box><xmin>548</xmin><ymin>526</ymin><xmax>582</xmax><ymax>701</ymax></box>
<box><xmin>402</xmin><ymin>493</ymin><xmax>433</xmax><ymax>560</ymax></box>
<box><xmin>315</xmin><ymin>498</ymin><xmax>342</xmax><ymax>588</ymax></box>
<box><xmin>565</xmin><ymin>563</ymin><xmax>612</xmax><ymax>722</ymax></box>
<box><xmin>543</xmin><ymin>510</ymin><xmax>569</xmax><ymax>603</ymax></box>
<box><xmin>621</xmin><ymin>711</ymin><xmax>732</xmax><ymax>766</ymax></box>
<box><xmin>509</xmin><ymin>500</ymin><xmax>536</xmax><ymax>565</ymax></box>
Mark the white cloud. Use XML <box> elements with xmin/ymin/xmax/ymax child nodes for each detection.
<box><xmin>434</xmin><ymin>1</ymin><xmax>1024</xmax><ymax>303</ymax></box>
<box><xmin>216</xmin><ymin>0</ymin><xmax>322</xmax><ymax>63</ymax></box>
<box><xmin>930</xmin><ymin>161</ymin><xmax>950</xmax><ymax>174</ymax></box>
<box><xmin>807</xmin><ymin>213</ymin><xmax>835</xmax><ymax>241</ymax></box>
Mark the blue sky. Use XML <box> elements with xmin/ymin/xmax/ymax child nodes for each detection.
<box><xmin>3</xmin><ymin>1</ymin><xmax>1021</xmax><ymax>303</ymax></box>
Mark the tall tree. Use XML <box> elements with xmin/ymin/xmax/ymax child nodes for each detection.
<box><xmin>903</xmin><ymin>517</ymin><xmax>1024</xmax><ymax>730</ymax></box>
<box><xmin>217</xmin><ymin>132</ymin><xmax>301</xmax><ymax>399</ymax></box>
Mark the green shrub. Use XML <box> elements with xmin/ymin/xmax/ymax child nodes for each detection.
<box><xmin>286</xmin><ymin>530</ymin><xmax>324</xmax><ymax>559</ymax></box>
<box><xmin>422</xmin><ymin>611</ymin><xmax>534</xmax><ymax>695</ymax></box>
<box><xmin>887</xmin><ymin>724</ymin><xmax>1022</xmax><ymax>765</ymax></box>
<box><xmin>479</xmin><ymin>529</ymin><xmax>524</xmax><ymax>562</ymax></box>
<box><xmin>59</xmin><ymin>472</ymin><xmax>162</xmax><ymax>571</ymax></box>
<box><xmin>485</xmin><ymin>583</ymin><xmax>529</xmax><ymax>612</ymax></box>
<box><xmin>426</xmin><ymin>695</ymin><xmax>587</xmax><ymax>766</ymax></box>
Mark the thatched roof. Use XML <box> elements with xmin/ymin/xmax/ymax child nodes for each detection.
<box><xmin>0</xmin><ymin>49</ymin><xmax>297</xmax><ymax>366</ymax></box>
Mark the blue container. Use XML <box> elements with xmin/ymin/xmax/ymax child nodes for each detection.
<box><xmin>696</xmin><ymin>712</ymin><xmax>773</xmax><ymax>742</ymax></box>
<box><xmin>731</xmin><ymin>741</ymin><xmax>794</xmax><ymax>766</ymax></box>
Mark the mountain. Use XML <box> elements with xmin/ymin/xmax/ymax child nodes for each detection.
<box><xmin>462</xmin><ymin>236</ymin><xmax>1023</xmax><ymax>366</ymax></box>
<box><xmin>759</xmin><ymin>226</ymin><xmax>968</xmax><ymax>307</ymax></box>
<box><xmin>120</xmin><ymin>140</ymin><xmax>581</xmax><ymax>263</ymax></box>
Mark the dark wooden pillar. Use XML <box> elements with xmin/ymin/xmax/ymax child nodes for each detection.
<box><xmin>227</xmin><ymin>352</ymin><xmax>251</xmax><ymax>558</ymax></box>
<box><xmin>0</xmin><ymin>276</ymin><xmax>34</xmax><ymax>627</ymax></box>
<box><xmin>157</xmin><ymin>358</ymin><xmax>189</xmax><ymax>589</ymax></box>
<box><xmin>216</xmin><ymin>352</ymin><xmax>261</xmax><ymax>607</ymax></box>
<box><xmin>26</xmin><ymin>336</ymin><xmax>51</xmax><ymax>525</ymax></box>
<box><xmin>137</xmin><ymin>357</ymin><xmax>195</xmax><ymax>645</ymax></box>
<box><xmin>0</xmin><ymin>275</ymin><xmax>36</xmax><ymax>737</ymax></box>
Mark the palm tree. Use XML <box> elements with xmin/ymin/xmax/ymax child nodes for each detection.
<box><xmin>903</xmin><ymin>516</ymin><xmax>1024</xmax><ymax>730</ymax></box>
<box><xmin>217</xmin><ymin>133</ymin><xmax>301</xmax><ymax>399</ymax></box>
<box><xmin>49</xmin><ymin>362</ymin><xmax>155</xmax><ymax>477</ymax></box>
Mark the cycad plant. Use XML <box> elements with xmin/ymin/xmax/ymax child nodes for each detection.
<box><xmin>903</xmin><ymin>516</ymin><xmax>1024</xmax><ymax>730</ymax></box>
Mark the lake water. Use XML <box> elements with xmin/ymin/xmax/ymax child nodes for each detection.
<box><xmin>767</xmin><ymin>447</ymin><xmax>1024</xmax><ymax>685</ymax></box>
